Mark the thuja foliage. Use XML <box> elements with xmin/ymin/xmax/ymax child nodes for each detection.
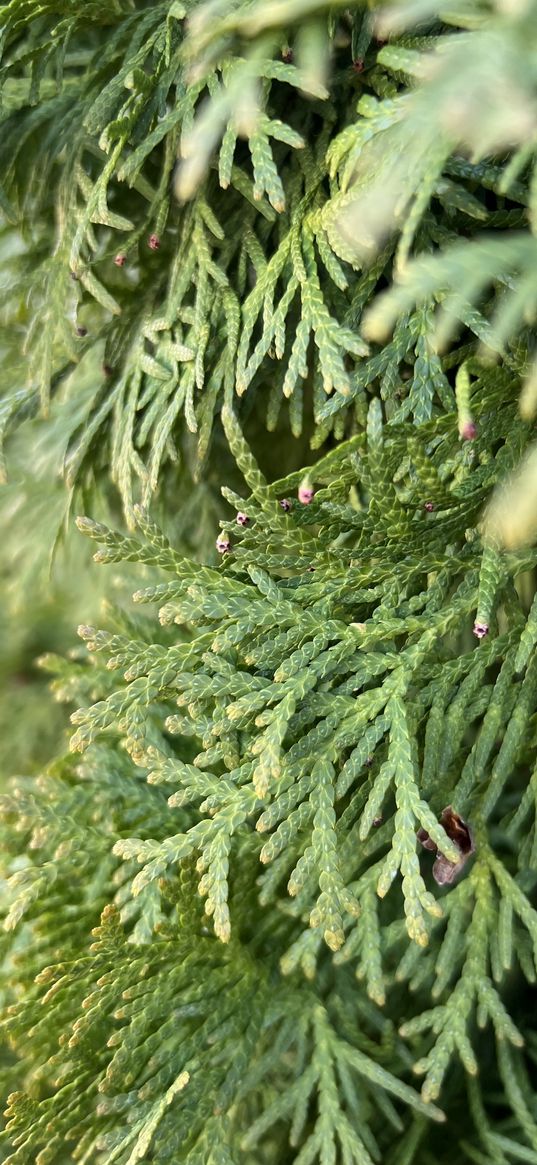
<box><xmin>3</xmin><ymin>0</ymin><xmax>537</xmax><ymax>1163</ymax></box>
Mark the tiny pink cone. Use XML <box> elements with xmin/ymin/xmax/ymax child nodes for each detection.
<box><xmin>298</xmin><ymin>479</ymin><xmax>314</xmax><ymax>504</ymax></box>
<box><xmin>460</xmin><ymin>419</ymin><xmax>477</xmax><ymax>441</ymax></box>
<box><xmin>216</xmin><ymin>533</ymin><xmax>231</xmax><ymax>554</ymax></box>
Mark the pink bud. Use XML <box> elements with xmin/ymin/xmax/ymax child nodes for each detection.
<box><xmin>424</xmin><ymin>502</ymin><xmax>435</xmax><ymax>512</ymax></box>
<box><xmin>298</xmin><ymin>482</ymin><xmax>314</xmax><ymax>504</ymax></box>
<box><xmin>460</xmin><ymin>420</ymin><xmax>477</xmax><ymax>441</ymax></box>
<box><xmin>148</xmin><ymin>234</ymin><xmax>160</xmax><ymax>251</ymax></box>
<box><xmin>352</xmin><ymin>58</ymin><xmax>365</xmax><ymax>73</ymax></box>
<box><xmin>473</xmin><ymin>621</ymin><xmax>489</xmax><ymax>639</ymax></box>
<box><xmin>279</xmin><ymin>498</ymin><xmax>292</xmax><ymax>512</ymax></box>
<box><xmin>236</xmin><ymin>512</ymin><xmax>249</xmax><ymax>527</ymax></box>
<box><xmin>114</xmin><ymin>253</ymin><xmax>126</xmax><ymax>267</ymax></box>
<box><xmin>216</xmin><ymin>534</ymin><xmax>230</xmax><ymax>554</ymax></box>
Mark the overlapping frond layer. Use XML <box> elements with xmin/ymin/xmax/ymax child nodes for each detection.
<box><xmin>2</xmin><ymin>0</ymin><xmax>535</xmax><ymax>521</ymax></box>
<box><xmin>1</xmin><ymin>885</ymin><xmax>448</xmax><ymax>1165</ymax></box>
<box><xmin>3</xmin><ymin>409</ymin><xmax>537</xmax><ymax>1160</ymax></box>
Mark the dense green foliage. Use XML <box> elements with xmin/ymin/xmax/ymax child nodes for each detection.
<box><xmin>2</xmin><ymin>1</ymin><xmax>537</xmax><ymax>1162</ymax></box>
